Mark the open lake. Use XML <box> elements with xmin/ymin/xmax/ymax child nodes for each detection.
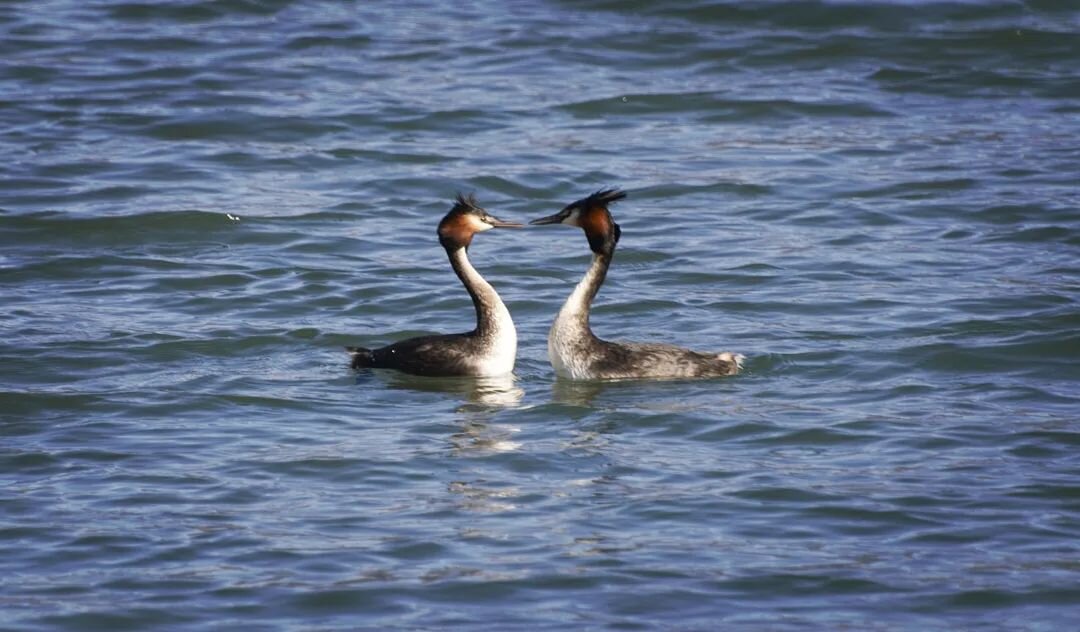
<box><xmin>2</xmin><ymin>1</ymin><xmax>1078</xmax><ymax>629</ymax></box>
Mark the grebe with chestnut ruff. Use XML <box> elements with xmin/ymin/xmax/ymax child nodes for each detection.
<box><xmin>347</xmin><ymin>194</ymin><xmax>521</xmax><ymax>377</ymax></box>
<box><xmin>530</xmin><ymin>189</ymin><xmax>743</xmax><ymax>380</ymax></box>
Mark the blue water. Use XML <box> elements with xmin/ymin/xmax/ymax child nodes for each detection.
<box><xmin>2</xmin><ymin>1</ymin><xmax>1079</xmax><ymax>629</ymax></box>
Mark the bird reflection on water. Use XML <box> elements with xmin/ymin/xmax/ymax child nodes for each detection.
<box><xmin>358</xmin><ymin>370</ymin><xmax>525</xmax><ymax>455</ymax></box>
<box><xmin>549</xmin><ymin>379</ymin><xmax>610</xmax><ymax>408</ymax></box>
<box><xmin>357</xmin><ymin>371</ymin><xmax>525</xmax><ymax>409</ymax></box>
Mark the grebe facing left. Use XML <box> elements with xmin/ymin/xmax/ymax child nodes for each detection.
<box><xmin>347</xmin><ymin>194</ymin><xmax>522</xmax><ymax>377</ymax></box>
<box><xmin>530</xmin><ymin>189</ymin><xmax>744</xmax><ymax>381</ymax></box>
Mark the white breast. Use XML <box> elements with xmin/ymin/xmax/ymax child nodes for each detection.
<box><xmin>473</xmin><ymin>303</ymin><xmax>517</xmax><ymax>377</ymax></box>
<box><xmin>548</xmin><ymin>311</ymin><xmax>592</xmax><ymax>380</ymax></box>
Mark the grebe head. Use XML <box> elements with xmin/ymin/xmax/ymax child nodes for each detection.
<box><xmin>530</xmin><ymin>188</ymin><xmax>625</xmax><ymax>254</ymax></box>
<box><xmin>438</xmin><ymin>193</ymin><xmax>522</xmax><ymax>250</ymax></box>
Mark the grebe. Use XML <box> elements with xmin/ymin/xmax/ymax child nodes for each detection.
<box><xmin>530</xmin><ymin>189</ymin><xmax>744</xmax><ymax>380</ymax></box>
<box><xmin>347</xmin><ymin>194</ymin><xmax>522</xmax><ymax>377</ymax></box>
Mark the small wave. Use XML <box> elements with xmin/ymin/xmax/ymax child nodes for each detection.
<box><xmin>559</xmin><ymin>93</ymin><xmax>893</xmax><ymax>121</ymax></box>
<box><xmin>2</xmin><ymin>209</ymin><xmax>241</xmax><ymax>241</ymax></box>
<box><xmin>143</xmin><ymin>114</ymin><xmax>346</xmax><ymax>143</ymax></box>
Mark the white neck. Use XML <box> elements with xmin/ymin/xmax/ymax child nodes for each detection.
<box><xmin>448</xmin><ymin>247</ymin><xmax>517</xmax><ymax>374</ymax></box>
<box><xmin>548</xmin><ymin>252</ymin><xmax>609</xmax><ymax>378</ymax></box>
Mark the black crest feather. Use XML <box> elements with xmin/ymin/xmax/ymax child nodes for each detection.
<box><xmin>453</xmin><ymin>192</ymin><xmax>481</xmax><ymax>212</ymax></box>
<box><xmin>580</xmin><ymin>188</ymin><xmax>627</xmax><ymax>208</ymax></box>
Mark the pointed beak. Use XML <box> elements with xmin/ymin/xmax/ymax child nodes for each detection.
<box><xmin>529</xmin><ymin>211</ymin><xmax>565</xmax><ymax>225</ymax></box>
<box><xmin>486</xmin><ymin>215</ymin><xmax>524</xmax><ymax>228</ymax></box>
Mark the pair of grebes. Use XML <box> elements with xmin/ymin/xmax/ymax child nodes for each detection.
<box><xmin>348</xmin><ymin>189</ymin><xmax>744</xmax><ymax>381</ymax></box>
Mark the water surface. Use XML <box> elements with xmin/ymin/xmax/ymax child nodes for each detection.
<box><xmin>2</xmin><ymin>1</ymin><xmax>1079</xmax><ymax>629</ymax></box>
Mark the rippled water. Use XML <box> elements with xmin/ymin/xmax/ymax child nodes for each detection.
<box><xmin>3</xmin><ymin>1</ymin><xmax>1079</xmax><ymax>629</ymax></box>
